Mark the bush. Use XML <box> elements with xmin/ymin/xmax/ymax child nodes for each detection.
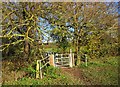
<box><xmin>22</xmin><ymin>64</ymin><xmax>36</xmax><ymax>78</ymax></box>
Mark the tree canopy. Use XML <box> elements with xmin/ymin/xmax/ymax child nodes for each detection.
<box><xmin>1</xmin><ymin>2</ymin><xmax>119</xmax><ymax>64</ymax></box>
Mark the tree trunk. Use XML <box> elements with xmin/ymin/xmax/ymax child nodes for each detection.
<box><xmin>22</xmin><ymin>7</ymin><xmax>30</xmax><ymax>60</ymax></box>
<box><xmin>76</xmin><ymin>36</ymin><xmax>80</xmax><ymax>66</ymax></box>
<box><xmin>74</xmin><ymin>2</ymin><xmax>80</xmax><ymax>66</ymax></box>
<box><xmin>24</xmin><ymin>40</ymin><xmax>30</xmax><ymax>60</ymax></box>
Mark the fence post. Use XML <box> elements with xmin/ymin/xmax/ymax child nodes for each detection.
<box><xmin>61</xmin><ymin>54</ymin><xmax>63</xmax><ymax>66</ymax></box>
<box><xmin>69</xmin><ymin>49</ymin><xmax>73</xmax><ymax>67</ymax></box>
<box><xmin>72</xmin><ymin>53</ymin><xmax>75</xmax><ymax>66</ymax></box>
<box><xmin>39</xmin><ymin>61</ymin><xmax>43</xmax><ymax>79</ymax></box>
<box><xmin>36</xmin><ymin>60</ymin><xmax>39</xmax><ymax>79</ymax></box>
<box><xmin>85</xmin><ymin>54</ymin><xmax>87</xmax><ymax>67</ymax></box>
<box><xmin>49</xmin><ymin>54</ymin><xmax>55</xmax><ymax>67</ymax></box>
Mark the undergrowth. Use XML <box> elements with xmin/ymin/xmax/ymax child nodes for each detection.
<box><xmin>3</xmin><ymin>66</ymin><xmax>82</xmax><ymax>85</ymax></box>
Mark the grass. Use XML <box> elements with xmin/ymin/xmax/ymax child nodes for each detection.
<box><xmin>79</xmin><ymin>56</ymin><xmax>119</xmax><ymax>85</ymax></box>
<box><xmin>2</xmin><ymin>56</ymin><xmax>119</xmax><ymax>85</ymax></box>
<box><xmin>3</xmin><ymin>66</ymin><xmax>82</xmax><ymax>85</ymax></box>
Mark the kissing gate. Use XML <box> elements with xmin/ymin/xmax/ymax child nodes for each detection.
<box><xmin>36</xmin><ymin>49</ymin><xmax>74</xmax><ymax>79</ymax></box>
<box><xmin>49</xmin><ymin>49</ymin><xmax>74</xmax><ymax>67</ymax></box>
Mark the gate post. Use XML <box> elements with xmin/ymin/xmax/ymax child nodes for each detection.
<box><xmin>69</xmin><ymin>49</ymin><xmax>73</xmax><ymax>67</ymax></box>
<box><xmin>39</xmin><ymin>61</ymin><xmax>43</xmax><ymax>79</ymax></box>
<box><xmin>72</xmin><ymin>53</ymin><xmax>75</xmax><ymax>66</ymax></box>
<box><xmin>36</xmin><ymin>60</ymin><xmax>39</xmax><ymax>78</ymax></box>
<box><xmin>49</xmin><ymin>54</ymin><xmax>55</xmax><ymax>67</ymax></box>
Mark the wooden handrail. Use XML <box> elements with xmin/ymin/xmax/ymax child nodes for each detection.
<box><xmin>39</xmin><ymin>56</ymin><xmax>49</xmax><ymax>62</ymax></box>
<box><xmin>36</xmin><ymin>55</ymin><xmax>49</xmax><ymax>79</ymax></box>
<box><xmin>40</xmin><ymin>61</ymin><xmax>49</xmax><ymax>69</ymax></box>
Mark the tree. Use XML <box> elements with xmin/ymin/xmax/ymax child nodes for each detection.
<box><xmin>1</xmin><ymin>2</ymin><xmax>45</xmax><ymax>60</ymax></box>
<box><xmin>1</xmin><ymin>2</ymin><xmax>118</xmax><ymax>64</ymax></box>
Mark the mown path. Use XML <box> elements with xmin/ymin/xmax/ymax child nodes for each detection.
<box><xmin>60</xmin><ymin>67</ymin><xmax>92</xmax><ymax>85</ymax></box>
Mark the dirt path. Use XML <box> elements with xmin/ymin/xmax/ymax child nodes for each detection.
<box><xmin>60</xmin><ymin>67</ymin><xmax>92</xmax><ymax>85</ymax></box>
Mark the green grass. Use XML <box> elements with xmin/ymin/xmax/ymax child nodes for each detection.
<box><xmin>79</xmin><ymin>56</ymin><xmax>119</xmax><ymax>85</ymax></box>
<box><xmin>3</xmin><ymin>66</ymin><xmax>82</xmax><ymax>85</ymax></box>
<box><xmin>4</xmin><ymin>76</ymin><xmax>80</xmax><ymax>85</ymax></box>
<box><xmin>2</xmin><ymin>56</ymin><xmax>119</xmax><ymax>85</ymax></box>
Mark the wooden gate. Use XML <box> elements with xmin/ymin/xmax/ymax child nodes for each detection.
<box><xmin>54</xmin><ymin>52</ymin><xmax>74</xmax><ymax>67</ymax></box>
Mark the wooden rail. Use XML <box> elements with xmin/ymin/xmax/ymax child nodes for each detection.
<box><xmin>36</xmin><ymin>56</ymin><xmax>49</xmax><ymax>79</ymax></box>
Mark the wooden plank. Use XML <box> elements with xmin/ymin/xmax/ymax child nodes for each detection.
<box><xmin>55</xmin><ymin>57</ymin><xmax>69</xmax><ymax>59</ymax></box>
<box><xmin>58</xmin><ymin>61</ymin><xmax>69</xmax><ymax>63</ymax></box>
<box><xmin>55</xmin><ymin>54</ymin><xmax>69</xmax><ymax>56</ymax></box>
<box><xmin>55</xmin><ymin>64</ymin><xmax>69</xmax><ymax>67</ymax></box>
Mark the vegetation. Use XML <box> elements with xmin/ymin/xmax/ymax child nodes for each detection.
<box><xmin>3</xmin><ymin>66</ymin><xmax>82</xmax><ymax>85</ymax></box>
<box><xmin>79</xmin><ymin>56</ymin><xmax>118</xmax><ymax>85</ymax></box>
<box><xmin>2</xmin><ymin>56</ymin><xmax>118</xmax><ymax>85</ymax></box>
<box><xmin>1</xmin><ymin>1</ymin><xmax>119</xmax><ymax>86</ymax></box>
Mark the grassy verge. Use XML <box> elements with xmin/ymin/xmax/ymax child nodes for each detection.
<box><xmin>79</xmin><ymin>56</ymin><xmax>119</xmax><ymax>85</ymax></box>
